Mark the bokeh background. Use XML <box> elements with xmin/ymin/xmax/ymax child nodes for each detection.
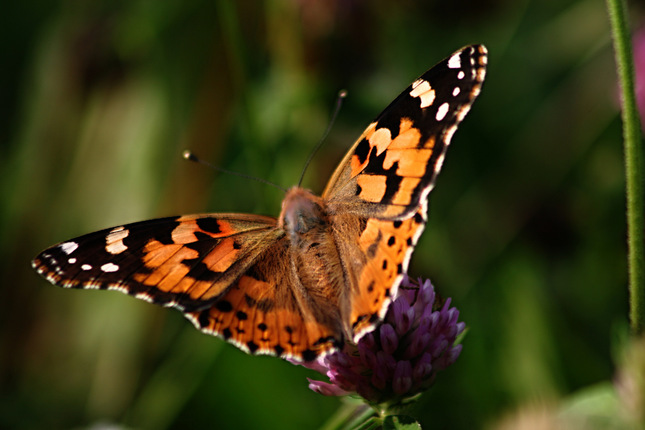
<box><xmin>0</xmin><ymin>0</ymin><xmax>637</xmax><ymax>428</ymax></box>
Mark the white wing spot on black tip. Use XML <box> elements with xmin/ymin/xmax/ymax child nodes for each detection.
<box><xmin>68</xmin><ymin>258</ymin><xmax>77</xmax><ymax>264</ymax></box>
<box><xmin>452</xmin><ymin>87</ymin><xmax>460</xmax><ymax>96</ymax></box>
<box><xmin>457</xmin><ymin>71</ymin><xmax>465</xmax><ymax>80</ymax></box>
<box><xmin>101</xmin><ymin>263</ymin><xmax>119</xmax><ymax>272</ymax></box>
<box><xmin>435</xmin><ymin>102</ymin><xmax>450</xmax><ymax>121</ymax></box>
<box><xmin>81</xmin><ymin>264</ymin><xmax>92</xmax><ymax>271</ymax></box>
<box><xmin>409</xmin><ymin>79</ymin><xmax>435</xmax><ymax>108</ymax></box>
<box><xmin>448</xmin><ymin>53</ymin><xmax>461</xmax><ymax>69</ymax></box>
<box><xmin>444</xmin><ymin>125</ymin><xmax>457</xmax><ymax>146</ymax></box>
<box><xmin>60</xmin><ymin>242</ymin><xmax>78</xmax><ymax>255</ymax></box>
<box><xmin>435</xmin><ymin>153</ymin><xmax>446</xmax><ymax>174</ymax></box>
<box><xmin>106</xmin><ymin>227</ymin><xmax>129</xmax><ymax>255</ymax></box>
<box><xmin>456</xmin><ymin>104</ymin><xmax>473</xmax><ymax>122</ymax></box>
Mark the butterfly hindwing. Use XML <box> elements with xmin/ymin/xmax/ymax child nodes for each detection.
<box><xmin>186</xmin><ymin>237</ymin><xmax>344</xmax><ymax>360</ymax></box>
<box><xmin>341</xmin><ymin>204</ymin><xmax>428</xmax><ymax>340</ymax></box>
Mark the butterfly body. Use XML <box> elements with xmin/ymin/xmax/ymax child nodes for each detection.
<box><xmin>33</xmin><ymin>45</ymin><xmax>487</xmax><ymax>361</ymax></box>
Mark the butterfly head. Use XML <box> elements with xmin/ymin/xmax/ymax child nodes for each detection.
<box><xmin>279</xmin><ymin>187</ymin><xmax>328</xmax><ymax>240</ymax></box>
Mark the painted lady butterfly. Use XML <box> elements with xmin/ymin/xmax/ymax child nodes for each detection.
<box><xmin>32</xmin><ymin>45</ymin><xmax>487</xmax><ymax>362</ymax></box>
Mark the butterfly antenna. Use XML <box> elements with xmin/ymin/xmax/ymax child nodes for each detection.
<box><xmin>183</xmin><ymin>150</ymin><xmax>288</xmax><ymax>193</ymax></box>
<box><xmin>297</xmin><ymin>89</ymin><xmax>348</xmax><ymax>187</ymax></box>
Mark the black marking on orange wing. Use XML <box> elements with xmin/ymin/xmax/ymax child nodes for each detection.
<box><xmin>362</xmin><ymin>149</ymin><xmax>403</xmax><ymax>204</ymax></box>
<box><xmin>326</xmin><ymin>45</ymin><xmax>487</xmax><ymax>221</ymax></box>
<box><xmin>354</xmin><ymin>138</ymin><xmax>371</xmax><ymax>165</ymax></box>
<box><xmin>32</xmin><ymin>215</ymin><xmax>276</xmax><ymax>312</ymax></box>
<box><xmin>196</xmin><ymin>218</ymin><xmax>224</xmax><ymax>234</ymax></box>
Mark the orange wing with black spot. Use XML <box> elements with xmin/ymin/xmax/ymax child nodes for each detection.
<box><xmin>324</xmin><ymin>45</ymin><xmax>487</xmax><ymax>220</ymax></box>
<box><xmin>32</xmin><ymin>214</ymin><xmax>279</xmax><ymax>311</ymax></box>
<box><xmin>185</xmin><ymin>238</ymin><xmax>344</xmax><ymax>361</ymax></box>
<box><xmin>33</xmin><ymin>213</ymin><xmax>344</xmax><ymax>360</ymax></box>
<box><xmin>324</xmin><ymin>45</ymin><xmax>487</xmax><ymax>340</ymax></box>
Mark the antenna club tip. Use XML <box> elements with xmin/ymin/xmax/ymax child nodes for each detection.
<box><xmin>183</xmin><ymin>150</ymin><xmax>195</xmax><ymax>161</ymax></box>
<box><xmin>338</xmin><ymin>89</ymin><xmax>348</xmax><ymax>98</ymax></box>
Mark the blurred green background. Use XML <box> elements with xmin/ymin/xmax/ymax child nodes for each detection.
<box><xmin>0</xmin><ymin>0</ymin><xmax>634</xmax><ymax>428</ymax></box>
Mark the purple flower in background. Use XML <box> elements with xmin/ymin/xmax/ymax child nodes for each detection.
<box><xmin>302</xmin><ymin>275</ymin><xmax>465</xmax><ymax>407</ymax></box>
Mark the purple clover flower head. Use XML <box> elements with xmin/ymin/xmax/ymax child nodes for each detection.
<box><xmin>303</xmin><ymin>275</ymin><xmax>465</xmax><ymax>407</ymax></box>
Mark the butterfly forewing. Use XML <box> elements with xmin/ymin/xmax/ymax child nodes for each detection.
<box><xmin>32</xmin><ymin>45</ymin><xmax>487</xmax><ymax>362</ymax></box>
<box><xmin>32</xmin><ymin>214</ymin><xmax>279</xmax><ymax>311</ymax></box>
<box><xmin>324</xmin><ymin>45</ymin><xmax>487</xmax><ymax>220</ymax></box>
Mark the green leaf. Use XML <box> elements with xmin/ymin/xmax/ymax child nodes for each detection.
<box><xmin>382</xmin><ymin>415</ymin><xmax>422</xmax><ymax>430</ymax></box>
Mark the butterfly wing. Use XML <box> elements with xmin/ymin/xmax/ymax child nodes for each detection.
<box><xmin>331</xmin><ymin>205</ymin><xmax>428</xmax><ymax>340</ymax></box>
<box><xmin>33</xmin><ymin>214</ymin><xmax>343</xmax><ymax>361</ymax></box>
<box><xmin>32</xmin><ymin>214</ymin><xmax>280</xmax><ymax>311</ymax></box>
<box><xmin>324</xmin><ymin>45</ymin><xmax>487</xmax><ymax>220</ymax></box>
<box><xmin>185</xmin><ymin>237</ymin><xmax>344</xmax><ymax>361</ymax></box>
<box><xmin>324</xmin><ymin>45</ymin><xmax>487</xmax><ymax>340</ymax></box>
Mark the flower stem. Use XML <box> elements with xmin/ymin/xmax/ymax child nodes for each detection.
<box><xmin>318</xmin><ymin>399</ymin><xmax>376</xmax><ymax>430</ymax></box>
<box><xmin>606</xmin><ymin>0</ymin><xmax>645</xmax><ymax>334</ymax></box>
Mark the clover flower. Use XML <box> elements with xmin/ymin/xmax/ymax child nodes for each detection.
<box><xmin>304</xmin><ymin>275</ymin><xmax>465</xmax><ymax>408</ymax></box>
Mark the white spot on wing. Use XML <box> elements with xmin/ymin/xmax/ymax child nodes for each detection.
<box><xmin>448</xmin><ymin>53</ymin><xmax>461</xmax><ymax>69</ymax></box>
<box><xmin>101</xmin><ymin>263</ymin><xmax>119</xmax><ymax>272</ymax></box>
<box><xmin>68</xmin><ymin>258</ymin><xmax>77</xmax><ymax>264</ymax></box>
<box><xmin>135</xmin><ymin>292</ymin><xmax>154</xmax><ymax>303</ymax></box>
<box><xmin>435</xmin><ymin>102</ymin><xmax>450</xmax><ymax>121</ymax></box>
<box><xmin>81</xmin><ymin>264</ymin><xmax>92</xmax><ymax>271</ymax></box>
<box><xmin>457</xmin><ymin>71</ymin><xmax>465</xmax><ymax>80</ymax></box>
<box><xmin>444</xmin><ymin>125</ymin><xmax>457</xmax><ymax>145</ymax></box>
<box><xmin>452</xmin><ymin>87</ymin><xmax>460</xmax><ymax>96</ymax></box>
<box><xmin>106</xmin><ymin>227</ymin><xmax>129</xmax><ymax>255</ymax></box>
<box><xmin>409</xmin><ymin>79</ymin><xmax>435</xmax><ymax>108</ymax></box>
<box><xmin>108</xmin><ymin>284</ymin><xmax>130</xmax><ymax>294</ymax></box>
<box><xmin>480</xmin><ymin>50</ymin><xmax>488</xmax><ymax>65</ymax></box>
<box><xmin>456</xmin><ymin>104</ymin><xmax>472</xmax><ymax>122</ymax></box>
<box><xmin>434</xmin><ymin>153</ymin><xmax>446</xmax><ymax>174</ymax></box>
<box><xmin>60</xmin><ymin>242</ymin><xmax>78</xmax><ymax>255</ymax></box>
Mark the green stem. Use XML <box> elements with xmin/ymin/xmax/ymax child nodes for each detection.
<box><xmin>318</xmin><ymin>399</ymin><xmax>377</xmax><ymax>430</ymax></box>
<box><xmin>606</xmin><ymin>0</ymin><xmax>645</xmax><ymax>334</ymax></box>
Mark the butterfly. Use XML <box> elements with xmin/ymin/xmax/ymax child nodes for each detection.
<box><xmin>32</xmin><ymin>45</ymin><xmax>487</xmax><ymax>362</ymax></box>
